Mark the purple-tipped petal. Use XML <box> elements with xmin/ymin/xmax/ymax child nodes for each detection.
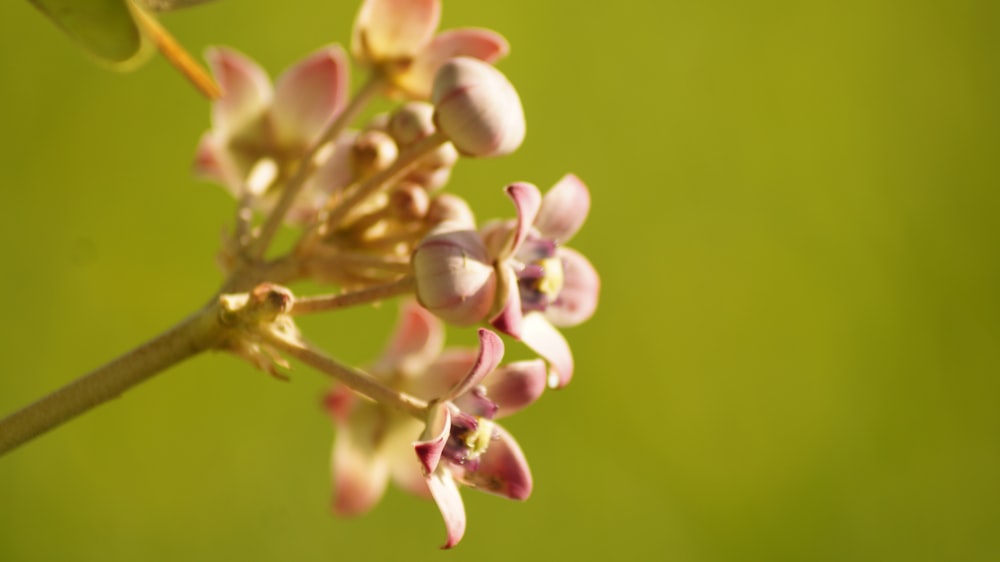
<box><xmin>206</xmin><ymin>47</ymin><xmax>272</xmax><ymax>136</ymax></box>
<box><xmin>426</xmin><ymin>468</ymin><xmax>466</xmax><ymax>549</ymax></box>
<box><xmin>414</xmin><ymin>406</ymin><xmax>451</xmax><ymax>475</ymax></box>
<box><xmin>490</xmin><ymin>263</ymin><xmax>523</xmax><ymax>338</ymax></box>
<box><xmin>331</xmin><ymin>410</ymin><xmax>390</xmax><ymax>516</ymax></box>
<box><xmin>352</xmin><ymin>0</ymin><xmax>441</xmax><ymax>63</ymax></box>
<box><xmin>272</xmin><ymin>45</ymin><xmax>349</xmax><ymax>145</ymax></box>
<box><xmin>534</xmin><ymin>174</ymin><xmax>591</xmax><ymax>243</ymax></box>
<box><xmin>520</xmin><ymin>314</ymin><xmax>574</xmax><ymax>388</ymax></box>
<box><xmin>501</xmin><ymin>182</ymin><xmax>543</xmax><ymax>259</ymax></box>
<box><xmin>462</xmin><ymin>424</ymin><xmax>532</xmax><ymax>500</ymax></box>
<box><xmin>397</xmin><ymin>28</ymin><xmax>510</xmax><ymax>99</ymax></box>
<box><xmin>372</xmin><ymin>300</ymin><xmax>444</xmax><ymax>378</ymax></box>
<box><xmin>443</xmin><ymin>329</ymin><xmax>504</xmax><ymax>401</ymax></box>
<box><xmin>545</xmin><ymin>248</ymin><xmax>600</xmax><ymax>327</ymax></box>
<box><xmin>413</xmin><ymin>229</ymin><xmax>497</xmax><ymax>326</ymax></box>
<box><xmin>484</xmin><ymin>359</ymin><xmax>548</xmax><ymax>418</ymax></box>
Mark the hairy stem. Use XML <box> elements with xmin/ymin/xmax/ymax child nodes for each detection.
<box><xmin>262</xmin><ymin>330</ymin><xmax>427</xmax><ymax>419</ymax></box>
<box><xmin>291</xmin><ymin>276</ymin><xmax>415</xmax><ymax>315</ymax></box>
<box><xmin>0</xmin><ymin>302</ymin><xmax>226</xmax><ymax>457</ymax></box>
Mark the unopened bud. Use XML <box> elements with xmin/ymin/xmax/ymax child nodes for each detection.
<box><xmin>427</xmin><ymin>194</ymin><xmax>476</xmax><ymax>229</ymax></box>
<box><xmin>413</xmin><ymin>228</ymin><xmax>497</xmax><ymax>326</ymax></box>
<box><xmin>432</xmin><ymin>57</ymin><xmax>525</xmax><ymax>158</ymax></box>
<box><xmin>389</xmin><ymin>182</ymin><xmax>430</xmax><ymax>220</ymax></box>
<box><xmin>352</xmin><ymin>129</ymin><xmax>399</xmax><ymax>178</ymax></box>
<box><xmin>388</xmin><ymin>101</ymin><xmax>436</xmax><ymax>147</ymax></box>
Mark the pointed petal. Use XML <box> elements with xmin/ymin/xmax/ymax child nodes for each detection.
<box><xmin>520</xmin><ymin>314</ymin><xmax>574</xmax><ymax>388</ymax></box>
<box><xmin>485</xmin><ymin>359</ymin><xmax>548</xmax><ymax>418</ymax></box>
<box><xmin>193</xmin><ymin>131</ymin><xmax>240</xmax><ymax>194</ymax></box>
<box><xmin>372</xmin><ymin>300</ymin><xmax>444</xmax><ymax>378</ymax></box>
<box><xmin>414</xmin><ymin>406</ymin><xmax>451</xmax><ymax>474</ymax></box>
<box><xmin>427</xmin><ymin>468</ymin><xmax>466</xmax><ymax>549</ymax></box>
<box><xmin>352</xmin><ymin>0</ymin><xmax>441</xmax><ymax>63</ymax></box>
<box><xmin>546</xmin><ymin>248</ymin><xmax>600</xmax><ymax>327</ymax></box>
<box><xmin>272</xmin><ymin>45</ymin><xmax>349</xmax><ymax>145</ymax></box>
<box><xmin>384</xmin><ymin>417</ymin><xmax>433</xmax><ymax>498</ymax></box>
<box><xmin>396</xmin><ymin>28</ymin><xmax>509</xmax><ymax>99</ymax></box>
<box><xmin>411</xmin><ymin>349</ymin><xmax>477</xmax><ymax>401</ymax></box>
<box><xmin>323</xmin><ymin>384</ymin><xmax>356</xmax><ymax>425</ymax></box>
<box><xmin>534</xmin><ymin>174</ymin><xmax>591</xmax><ymax>243</ymax></box>
<box><xmin>443</xmin><ymin>329</ymin><xmax>504</xmax><ymax>401</ymax></box>
<box><xmin>490</xmin><ymin>263</ymin><xmax>523</xmax><ymax>338</ymax></box>
<box><xmin>500</xmin><ymin>182</ymin><xmax>542</xmax><ymax>259</ymax></box>
<box><xmin>206</xmin><ymin>47</ymin><xmax>272</xmax><ymax>136</ymax></box>
<box><xmin>331</xmin><ymin>411</ymin><xmax>390</xmax><ymax>516</ymax></box>
<box><xmin>462</xmin><ymin>424</ymin><xmax>532</xmax><ymax>500</ymax></box>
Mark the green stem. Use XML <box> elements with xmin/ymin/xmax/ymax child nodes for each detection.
<box><xmin>0</xmin><ymin>302</ymin><xmax>226</xmax><ymax>457</ymax></box>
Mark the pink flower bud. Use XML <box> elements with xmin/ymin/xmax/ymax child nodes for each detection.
<box><xmin>412</xmin><ymin>228</ymin><xmax>496</xmax><ymax>325</ymax></box>
<box><xmin>431</xmin><ymin>57</ymin><xmax>525</xmax><ymax>158</ymax></box>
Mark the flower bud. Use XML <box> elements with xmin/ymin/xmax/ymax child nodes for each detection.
<box><xmin>426</xmin><ymin>194</ymin><xmax>476</xmax><ymax>229</ymax></box>
<box><xmin>432</xmin><ymin>57</ymin><xmax>525</xmax><ymax>158</ymax></box>
<box><xmin>388</xmin><ymin>182</ymin><xmax>430</xmax><ymax>220</ymax></box>
<box><xmin>351</xmin><ymin>129</ymin><xmax>399</xmax><ymax>178</ymax></box>
<box><xmin>388</xmin><ymin>101</ymin><xmax>437</xmax><ymax>147</ymax></box>
<box><xmin>412</xmin><ymin>228</ymin><xmax>496</xmax><ymax>326</ymax></box>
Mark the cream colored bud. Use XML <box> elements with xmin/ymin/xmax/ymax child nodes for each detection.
<box><xmin>388</xmin><ymin>101</ymin><xmax>436</xmax><ymax>147</ymax></box>
<box><xmin>427</xmin><ymin>194</ymin><xmax>476</xmax><ymax>229</ymax></box>
<box><xmin>432</xmin><ymin>57</ymin><xmax>525</xmax><ymax>158</ymax></box>
<box><xmin>351</xmin><ymin>129</ymin><xmax>399</xmax><ymax>178</ymax></box>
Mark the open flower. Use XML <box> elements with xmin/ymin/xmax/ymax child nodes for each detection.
<box><xmin>413</xmin><ymin>328</ymin><xmax>538</xmax><ymax>549</ymax></box>
<box><xmin>326</xmin><ymin>301</ymin><xmax>546</xmax><ymax>539</ymax></box>
<box><xmin>194</xmin><ymin>45</ymin><xmax>348</xmax><ymax>223</ymax></box>
<box><xmin>413</xmin><ymin>176</ymin><xmax>599</xmax><ymax>388</ymax></box>
<box><xmin>351</xmin><ymin>0</ymin><xmax>509</xmax><ymax>99</ymax></box>
<box><xmin>484</xmin><ymin>176</ymin><xmax>600</xmax><ymax>388</ymax></box>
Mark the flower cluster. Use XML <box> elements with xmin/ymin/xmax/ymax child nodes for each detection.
<box><xmin>194</xmin><ymin>0</ymin><xmax>599</xmax><ymax>549</ymax></box>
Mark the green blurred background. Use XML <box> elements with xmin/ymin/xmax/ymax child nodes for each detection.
<box><xmin>2</xmin><ymin>0</ymin><xmax>999</xmax><ymax>560</ymax></box>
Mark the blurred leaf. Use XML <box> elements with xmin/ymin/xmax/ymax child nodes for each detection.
<box><xmin>29</xmin><ymin>0</ymin><xmax>146</xmax><ymax>65</ymax></box>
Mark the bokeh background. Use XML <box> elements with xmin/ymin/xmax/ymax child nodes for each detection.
<box><xmin>2</xmin><ymin>0</ymin><xmax>998</xmax><ymax>560</ymax></box>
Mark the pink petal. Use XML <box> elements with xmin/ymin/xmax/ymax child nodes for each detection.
<box><xmin>534</xmin><ymin>174</ymin><xmax>591</xmax><ymax>243</ymax></box>
<box><xmin>193</xmin><ymin>131</ymin><xmax>240</xmax><ymax>195</ymax></box>
<box><xmin>396</xmin><ymin>27</ymin><xmax>510</xmax><ymax>99</ymax></box>
<box><xmin>546</xmin><ymin>247</ymin><xmax>600</xmax><ymax>327</ymax></box>
<box><xmin>352</xmin><ymin>0</ymin><xmax>441</xmax><ymax>63</ymax></box>
<box><xmin>484</xmin><ymin>359</ymin><xmax>548</xmax><ymax>418</ymax></box>
<box><xmin>372</xmin><ymin>300</ymin><xmax>444</xmax><ymax>378</ymax></box>
<box><xmin>323</xmin><ymin>385</ymin><xmax>356</xmax><ymax>425</ymax></box>
<box><xmin>443</xmin><ymin>329</ymin><xmax>504</xmax><ymax>401</ymax></box>
<box><xmin>461</xmin><ymin>424</ymin><xmax>532</xmax><ymax>500</ymax></box>
<box><xmin>520</xmin><ymin>314</ymin><xmax>574</xmax><ymax>388</ymax></box>
<box><xmin>412</xmin><ymin>228</ymin><xmax>497</xmax><ymax>326</ymax></box>
<box><xmin>383</xmin><ymin>417</ymin><xmax>433</xmax><ymax>498</ymax></box>
<box><xmin>500</xmin><ymin>182</ymin><xmax>542</xmax><ymax>259</ymax></box>
<box><xmin>489</xmin><ymin>263</ymin><xmax>523</xmax><ymax>338</ymax></box>
<box><xmin>206</xmin><ymin>47</ymin><xmax>272</xmax><ymax>136</ymax></box>
<box><xmin>413</xmin><ymin>349</ymin><xmax>477</xmax><ymax>401</ymax></box>
<box><xmin>272</xmin><ymin>45</ymin><xmax>349</xmax><ymax>146</ymax></box>
<box><xmin>331</xmin><ymin>410</ymin><xmax>390</xmax><ymax>516</ymax></box>
<box><xmin>426</xmin><ymin>468</ymin><xmax>466</xmax><ymax>549</ymax></box>
<box><xmin>414</xmin><ymin>405</ymin><xmax>450</xmax><ymax>474</ymax></box>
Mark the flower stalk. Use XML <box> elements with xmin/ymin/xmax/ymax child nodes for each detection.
<box><xmin>0</xmin><ymin>301</ymin><xmax>226</xmax><ymax>456</ymax></box>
